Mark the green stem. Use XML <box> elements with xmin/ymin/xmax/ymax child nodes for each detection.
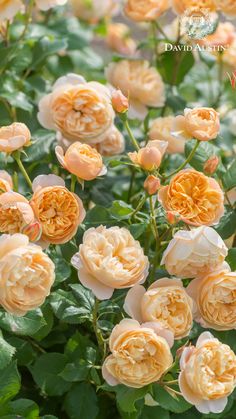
<box><xmin>165</xmin><ymin>140</ymin><xmax>200</xmax><ymax>180</ymax></box>
<box><xmin>92</xmin><ymin>298</ymin><xmax>106</xmax><ymax>360</ymax></box>
<box><xmin>151</xmin><ymin>22</ymin><xmax>159</xmax><ymax>67</ymax></box>
<box><xmin>149</xmin><ymin>196</ymin><xmax>160</xmax><ymax>282</ymax></box>
<box><xmin>19</xmin><ymin>0</ymin><xmax>35</xmax><ymax>41</ymax></box>
<box><xmin>71</xmin><ymin>174</ymin><xmax>77</xmax><ymax>193</ymax></box>
<box><xmin>131</xmin><ymin>194</ymin><xmax>147</xmax><ymax>218</ymax></box>
<box><xmin>124</xmin><ymin>119</ymin><xmax>140</xmax><ymax>151</ymax></box>
<box><xmin>13</xmin><ymin>171</ymin><xmax>18</xmax><ymax>192</ymax></box>
<box><xmin>13</xmin><ymin>151</ymin><xmax>32</xmax><ymax>189</ymax></box>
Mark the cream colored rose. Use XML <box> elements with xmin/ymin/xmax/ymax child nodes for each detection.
<box><xmin>102</xmin><ymin>319</ymin><xmax>173</xmax><ymax>388</ymax></box>
<box><xmin>187</xmin><ymin>268</ymin><xmax>236</xmax><ymax>330</ymax></box>
<box><xmin>38</xmin><ymin>73</ymin><xmax>114</xmax><ymax>144</ymax></box>
<box><xmin>172</xmin><ymin>0</ymin><xmax>216</xmax><ymax>14</ymax></box>
<box><xmin>30</xmin><ymin>174</ymin><xmax>85</xmax><ymax>245</ymax></box>
<box><xmin>124</xmin><ymin>0</ymin><xmax>169</xmax><ymax>22</ymax></box>
<box><xmin>0</xmin><ymin>0</ymin><xmax>23</xmax><ymax>21</ymax></box>
<box><xmin>106</xmin><ymin>60</ymin><xmax>165</xmax><ymax>120</ymax></box>
<box><xmin>0</xmin><ymin>171</ymin><xmax>13</xmax><ymax>194</ymax></box>
<box><xmin>0</xmin><ymin>234</ymin><xmax>55</xmax><ymax>316</ymax></box>
<box><xmin>35</xmin><ymin>0</ymin><xmax>67</xmax><ymax>10</ymax></box>
<box><xmin>124</xmin><ymin>278</ymin><xmax>193</xmax><ymax>339</ymax></box>
<box><xmin>129</xmin><ymin>140</ymin><xmax>167</xmax><ymax>171</ymax></box>
<box><xmin>215</xmin><ymin>0</ymin><xmax>236</xmax><ymax>17</ymax></box>
<box><xmin>0</xmin><ymin>191</ymin><xmax>35</xmax><ymax>235</ymax></box>
<box><xmin>106</xmin><ymin>23</ymin><xmax>137</xmax><ymax>56</ymax></box>
<box><xmin>71</xmin><ymin>226</ymin><xmax>149</xmax><ymax>300</ymax></box>
<box><xmin>70</xmin><ymin>0</ymin><xmax>112</xmax><ymax>22</ymax></box>
<box><xmin>55</xmin><ymin>142</ymin><xmax>106</xmax><ymax>181</ymax></box>
<box><xmin>161</xmin><ymin>226</ymin><xmax>228</xmax><ymax>279</ymax></box>
<box><xmin>179</xmin><ymin>331</ymin><xmax>236</xmax><ymax>414</ymax></box>
<box><xmin>149</xmin><ymin>116</ymin><xmax>192</xmax><ymax>154</ymax></box>
<box><xmin>95</xmin><ymin>126</ymin><xmax>125</xmax><ymax>156</ymax></box>
<box><xmin>0</xmin><ymin>122</ymin><xmax>31</xmax><ymax>153</ymax></box>
<box><xmin>175</xmin><ymin>108</ymin><xmax>220</xmax><ymax>142</ymax></box>
<box><xmin>158</xmin><ymin>169</ymin><xmax>224</xmax><ymax>226</ymax></box>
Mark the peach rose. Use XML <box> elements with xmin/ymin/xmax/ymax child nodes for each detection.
<box><xmin>102</xmin><ymin>319</ymin><xmax>173</xmax><ymax>388</ymax></box>
<box><xmin>124</xmin><ymin>0</ymin><xmax>169</xmax><ymax>22</ymax></box>
<box><xmin>38</xmin><ymin>73</ymin><xmax>114</xmax><ymax>144</ymax></box>
<box><xmin>124</xmin><ymin>278</ymin><xmax>193</xmax><ymax>339</ymax></box>
<box><xmin>172</xmin><ymin>0</ymin><xmax>216</xmax><ymax>15</ymax></box>
<box><xmin>149</xmin><ymin>116</ymin><xmax>192</xmax><ymax>154</ymax></box>
<box><xmin>106</xmin><ymin>23</ymin><xmax>137</xmax><ymax>56</ymax></box>
<box><xmin>0</xmin><ymin>234</ymin><xmax>55</xmax><ymax>316</ymax></box>
<box><xmin>70</xmin><ymin>0</ymin><xmax>112</xmax><ymax>22</ymax></box>
<box><xmin>158</xmin><ymin>169</ymin><xmax>224</xmax><ymax>226</ymax></box>
<box><xmin>0</xmin><ymin>0</ymin><xmax>23</xmax><ymax>21</ymax></box>
<box><xmin>187</xmin><ymin>268</ymin><xmax>236</xmax><ymax>330</ymax></box>
<box><xmin>179</xmin><ymin>331</ymin><xmax>236</xmax><ymax>413</ymax></box>
<box><xmin>144</xmin><ymin>175</ymin><xmax>161</xmax><ymax>195</ymax></box>
<box><xmin>55</xmin><ymin>142</ymin><xmax>106</xmax><ymax>181</ymax></box>
<box><xmin>0</xmin><ymin>191</ymin><xmax>35</xmax><ymax>235</ymax></box>
<box><xmin>199</xmin><ymin>22</ymin><xmax>235</xmax><ymax>48</ymax></box>
<box><xmin>95</xmin><ymin>126</ymin><xmax>125</xmax><ymax>156</ymax></box>
<box><xmin>111</xmin><ymin>90</ymin><xmax>129</xmax><ymax>114</ymax></box>
<box><xmin>106</xmin><ymin>60</ymin><xmax>165</xmax><ymax>120</ymax></box>
<box><xmin>174</xmin><ymin>108</ymin><xmax>220</xmax><ymax>142</ymax></box>
<box><xmin>30</xmin><ymin>174</ymin><xmax>85</xmax><ymax>245</ymax></box>
<box><xmin>215</xmin><ymin>0</ymin><xmax>236</xmax><ymax>17</ymax></box>
<box><xmin>128</xmin><ymin>140</ymin><xmax>168</xmax><ymax>171</ymax></box>
<box><xmin>204</xmin><ymin>155</ymin><xmax>219</xmax><ymax>175</ymax></box>
<box><xmin>35</xmin><ymin>0</ymin><xmax>67</xmax><ymax>10</ymax></box>
<box><xmin>0</xmin><ymin>171</ymin><xmax>13</xmax><ymax>194</ymax></box>
<box><xmin>161</xmin><ymin>226</ymin><xmax>228</xmax><ymax>278</ymax></box>
<box><xmin>71</xmin><ymin>225</ymin><xmax>149</xmax><ymax>300</ymax></box>
<box><xmin>0</xmin><ymin>122</ymin><xmax>31</xmax><ymax>153</ymax></box>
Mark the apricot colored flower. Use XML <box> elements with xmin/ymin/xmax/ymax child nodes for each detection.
<box><xmin>0</xmin><ymin>234</ymin><xmax>55</xmax><ymax>316</ymax></box>
<box><xmin>0</xmin><ymin>122</ymin><xmax>31</xmax><ymax>153</ymax></box>
<box><xmin>215</xmin><ymin>0</ymin><xmax>236</xmax><ymax>17</ymax></box>
<box><xmin>179</xmin><ymin>332</ymin><xmax>236</xmax><ymax>413</ymax></box>
<box><xmin>35</xmin><ymin>0</ymin><xmax>67</xmax><ymax>10</ymax></box>
<box><xmin>128</xmin><ymin>140</ymin><xmax>168</xmax><ymax>171</ymax></box>
<box><xmin>102</xmin><ymin>319</ymin><xmax>173</xmax><ymax>388</ymax></box>
<box><xmin>174</xmin><ymin>108</ymin><xmax>220</xmax><ymax>142</ymax></box>
<box><xmin>106</xmin><ymin>23</ymin><xmax>137</xmax><ymax>56</ymax></box>
<box><xmin>199</xmin><ymin>22</ymin><xmax>235</xmax><ymax>48</ymax></box>
<box><xmin>124</xmin><ymin>278</ymin><xmax>193</xmax><ymax>339</ymax></box>
<box><xmin>106</xmin><ymin>60</ymin><xmax>165</xmax><ymax>119</ymax></box>
<box><xmin>111</xmin><ymin>90</ymin><xmax>129</xmax><ymax>114</ymax></box>
<box><xmin>187</xmin><ymin>268</ymin><xmax>236</xmax><ymax>330</ymax></box>
<box><xmin>124</xmin><ymin>0</ymin><xmax>169</xmax><ymax>22</ymax></box>
<box><xmin>0</xmin><ymin>171</ymin><xmax>13</xmax><ymax>194</ymax></box>
<box><xmin>38</xmin><ymin>73</ymin><xmax>114</xmax><ymax>144</ymax></box>
<box><xmin>0</xmin><ymin>0</ymin><xmax>23</xmax><ymax>21</ymax></box>
<box><xmin>172</xmin><ymin>0</ymin><xmax>217</xmax><ymax>15</ymax></box>
<box><xmin>0</xmin><ymin>191</ymin><xmax>35</xmax><ymax>235</ymax></box>
<box><xmin>161</xmin><ymin>226</ymin><xmax>228</xmax><ymax>278</ymax></box>
<box><xmin>55</xmin><ymin>142</ymin><xmax>106</xmax><ymax>181</ymax></box>
<box><xmin>149</xmin><ymin>116</ymin><xmax>192</xmax><ymax>154</ymax></box>
<box><xmin>30</xmin><ymin>174</ymin><xmax>85</xmax><ymax>245</ymax></box>
<box><xmin>158</xmin><ymin>169</ymin><xmax>224</xmax><ymax>226</ymax></box>
<box><xmin>204</xmin><ymin>155</ymin><xmax>219</xmax><ymax>175</ymax></box>
<box><xmin>95</xmin><ymin>126</ymin><xmax>125</xmax><ymax>156</ymax></box>
<box><xmin>71</xmin><ymin>226</ymin><xmax>149</xmax><ymax>300</ymax></box>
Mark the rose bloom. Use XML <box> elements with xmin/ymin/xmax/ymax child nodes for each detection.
<box><xmin>70</xmin><ymin>0</ymin><xmax>113</xmax><ymax>22</ymax></box>
<box><xmin>55</xmin><ymin>142</ymin><xmax>106</xmax><ymax>181</ymax></box>
<box><xmin>95</xmin><ymin>126</ymin><xmax>125</xmax><ymax>156</ymax></box>
<box><xmin>35</xmin><ymin>0</ymin><xmax>67</xmax><ymax>10</ymax></box>
<box><xmin>172</xmin><ymin>0</ymin><xmax>216</xmax><ymax>14</ymax></box>
<box><xmin>0</xmin><ymin>0</ymin><xmax>23</xmax><ymax>21</ymax></box>
<box><xmin>0</xmin><ymin>122</ymin><xmax>31</xmax><ymax>153</ymax></box>
<box><xmin>179</xmin><ymin>331</ymin><xmax>236</xmax><ymax>414</ymax></box>
<box><xmin>124</xmin><ymin>0</ymin><xmax>169</xmax><ymax>22</ymax></box>
<box><xmin>30</xmin><ymin>174</ymin><xmax>85</xmax><ymax>245</ymax></box>
<box><xmin>38</xmin><ymin>73</ymin><xmax>114</xmax><ymax>144</ymax></box>
<box><xmin>187</xmin><ymin>268</ymin><xmax>236</xmax><ymax>330</ymax></box>
<box><xmin>0</xmin><ymin>170</ymin><xmax>13</xmax><ymax>194</ymax></box>
<box><xmin>106</xmin><ymin>23</ymin><xmax>137</xmax><ymax>56</ymax></box>
<box><xmin>174</xmin><ymin>108</ymin><xmax>220</xmax><ymax>142</ymax></box>
<box><xmin>161</xmin><ymin>226</ymin><xmax>228</xmax><ymax>278</ymax></box>
<box><xmin>71</xmin><ymin>226</ymin><xmax>149</xmax><ymax>300</ymax></box>
<box><xmin>144</xmin><ymin>175</ymin><xmax>161</xmax><ymax>195</ymax></box>
<box><xmin>128</xmin><ymin>140</ymin><xmax>168</xmax><ymax>171</ymax></box>
<box><xmin>102</xmin><ymin>319</ymin><xmax>173</xmax><ymax>388</ymax></box>
<box><xmin>106</xmin><ymin>60</ymin><xmax>165</xmax><ymax>120</ymax></box>
<box><xmin>149</xmin><ymin>116</ymin><xmax>192</xmax><ymax>154</ymax></box>
<box><xmin>215</xmin><ymin>0</ymin><xmax>236</xmax><ymax>17</ymax></box>
<box><xmin>124</xmin><ymin>278</ymin><xmax>193</xmax><ymax>339</ymax></box>
<box><xmin>111</xmin><ymin>90</ymin><xmax>129</xmax><ymax>114</ymax></box>
<box><xmin>198</xmin><ymin>22</ymin><xmax>235</xmax><ymax>48</ymax></box>
<box><xmin>0</xmin><ymin>234</ymin><xmax>55</xmax><ymax>316</ymax></box>
<box><xmin>158</xmin><ymin>169</ymin><xmax>224</xmax><ymax>226</ymax></box>
<box><xmin>0</xmin><ymin>191</ymin><xmax>35</xmax><ymax>235</ymax></box>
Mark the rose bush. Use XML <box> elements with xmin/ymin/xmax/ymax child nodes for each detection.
<box><xmin>0</xmin><ymin>1</ymin><xmax>235</xmax><ymax>418</ymax></box>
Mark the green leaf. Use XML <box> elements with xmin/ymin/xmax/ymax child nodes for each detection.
<box><xmin>85</xmin><ymin>206</ymin><xmax>115</xmax><ymax>226</ymax></box>
<box><xmin>129</xmin><ymin>223</ymin><xmax>147</xmax><ymax>239</ymax></box>
<box><xmin>110</xmin><ymin>201</ymin><xmax>133</xmax><ymax>220</ymax></box>
<box><xmin>51</xmin><ymin>255</ymin><xmax>71</xmax><ymax>286</ymax></box>
<box><xmin>60</xmin><ymin>361</ymin><xmax>90</xmax><ymax>382</ymax></box>
<box><xmin>226</xmin><ymin>248</ymin><xmax>236</xmax><ymax>271</ymax></box>
<box><xmin>31</xmin><ymin>36</ymin><xmax>68</xmax><ymax>70</ymax></box>
<box><xmin>0</xmin><ymin>362</ymin><xmax>21</xmax><ymax>406</ymax></box>
<box><xmin>22</xmin><ymin>130</ymin><xmax>56</xmax><ymax>164</ymax></box>
<box><xmin>7</xmin><ymin>337</ymin><xmax>36</xmax><ymax>366</ymax></box>
<box><xmin>0</xmin><ymin>309</ymin><xmax>46</xmax><ymax>336</ymax></box>
<box><xmin>6</xmin><ymin>398</ymin><xmax>39</xmax><ymax>419</ymax></box>
<box><xmin>184</xmin><ymin>140</ymin><xmax>224</xmax><ymax>174</ymax></box>
<box><xmin>140</xmin><ymin>405</ymin><xmax>170</xmax><ymax>419</ymax></box>
<box><xmin>158</xmin><ymin>50</ymin><xmax>194</xmax><ymax>85</ymax></box>
<box><xmin>222</xmin><ymin>159</ymin><xmax>236</xmax><ymax>191</ymax></box>
<box><xmin>64</xmin><ymin>383</ymin><xmax>99</xmax><ymax>419</ymax></box>
<box><xmin>0</xmin><ymin>332</ymin><xmax>15</xmax><ymax>370</ymax></box>
<box><xmin>0</xmin><ymin>92</ymin><xmax>33</xmax><ymax>112</ymax></box>
<box><xmin>70</xmin><ymin>284</ymin><xmax>95</xmax><ymax>311</ymax></box>
<box><xmin>30</xmin><ymin>353</ymin><xmax>71</xmax><ymax>396</ymax></box>
<box><xmin>50</xmin><ymin>290</ymin><xmax>91</xmax><ymax>323</ymax></box>
<box><xmin>116</xmin><ymin>386</ymin><xmax>149</xmax><ymax>413</ymax></box>
<box><xmin>214</xmin><ymin>208</ymin><xmax>236</xmax><ymax>239</ymax></box>
<box><xmin>152</xmin><ymin>384</ymin><xmax>191</xmax><ymax>413</ymax></box>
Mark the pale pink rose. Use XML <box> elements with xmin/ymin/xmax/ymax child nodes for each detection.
<box><xmin>179</xmin><ymin>331</ymin><xmax>236</xmax><ymax>414</ymax></box>
<box><xmin>71</xmin><ymin>226</ymin><xmax>149</xmax><ymax>300</ymax></box>
<box><xmin>0</xmin><ymin>191</ymin><xmax>35</xmax><ymax>235</ymax></box>
<box><xmin>38</xmin><ymin>73</ymin><xmax>114</xmax><ymax>144</ymax></box>
<box><xmin>35</xmin><ymin>0</ymin><xmax>67</xmax><ymax>10</ymax></box>
<box><xmin>0</xmin><ymin>234</ymin><xmax>55</xmax><ymax>316</ymax></box>
<box><xmin>0</xmin><ymin>0</ymin><xmax>24</xmax><ymax>21</ymax></box>
<box><xmin>106</xmin><ymin>23</ymin><xmax>137</xmax><ymax>56</ymax></box>
<box><xmin>0</xmin><ymin>170</ymin><xmax>13</xmax><ymax>194</ymax></box>
<box><xmin>124</xmin><ymin>278</ymin><xmax>193</xmax><ymax>339</ymax></box>
<box><xmin>174</xmin><ymin>108</ymin><xmax>220</xmax><ymax>142</ymax></box>
<box><xmin>128</xmin><ymin>140</ymin><xmax>168</xmax><ymax>171</ymax></box>
<box><xmin>149</xmin><ymin>116</ymin><xmax>192</xmax><ymax>154</ymax></box>
<box><xmin>102</xmin><ymin>319</ymin><xmax>173</xmax><ymax>388</ymax></box>
<box><xmin>95</xmin><ymin>126</ymin><xmax>125</xmax><ymax>156</ymax></box>
<box><xmin>124</xmin><ymin>0</ymin><xmax>169</xmax><ymax>22</ymax></box>
<box><xmin>55</xmin><ymin>142</ymin><xmax>106</xmax><ymax>181</ymax></box>
<box><xmin>106</xmin><ymin>60</ymin><xmax>165</xmax><ymax>120</ymax></box>
<box><xmin>161</xmin><ymin>226</ymin><xmax>228</xmax><ymax>279</ymax></box>
<box><xmin>0</xmin><ymin>122</ymin><xmax>31</xmax><ymax>153</ymax></box>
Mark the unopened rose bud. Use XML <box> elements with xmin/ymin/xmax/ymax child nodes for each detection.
<box><xmin>21</xmin><ymin>221</ymin><xmax>42</xmax><ymax>243</ymax></box>
<box><xmin>144</xmin><ymin>175</ymin><xmax>161</xmax><ymax>195</ymax></box>
<box><xmin>111</xmin><ymin>89</ymin><xmax>129</xmax><ymax>114</ymax></box>
<box><xmin>129</xmin><ymin>140</ymin><xmax>168</xmax><ymax>171</ymax></box>
<box><xmin>204</xmin><ymin>156</ymin><xmax>219</xmax><ymax>175</ymax></box>
<box><xmin>166</xmin><ymin>211</ymin><xmax>179</xmax><ymax>225</ymax></box>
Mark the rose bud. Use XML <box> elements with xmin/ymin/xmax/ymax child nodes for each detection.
<box><xmin>129</xmin><ymin>140</ymin><xmax>168</xmax><ymax>171</ymax></box>
<box><xmin>204</xmin><ymin>155</ymin><xmax>219</xmax><ymax>175</ymax></box>
<box><xmin>144</xmin><ymin>175</ymin><xmax>161</xmax><ymax>195</ymax></box>
<box><xmin>21</xmin><ymin>221</ymin><xmax>42</xmax><ymax>243</ymax></box>
<box><xmin>111</xmin><ymin>89</ymin><xmax>129</xmax><ymax>114</ymax></box>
